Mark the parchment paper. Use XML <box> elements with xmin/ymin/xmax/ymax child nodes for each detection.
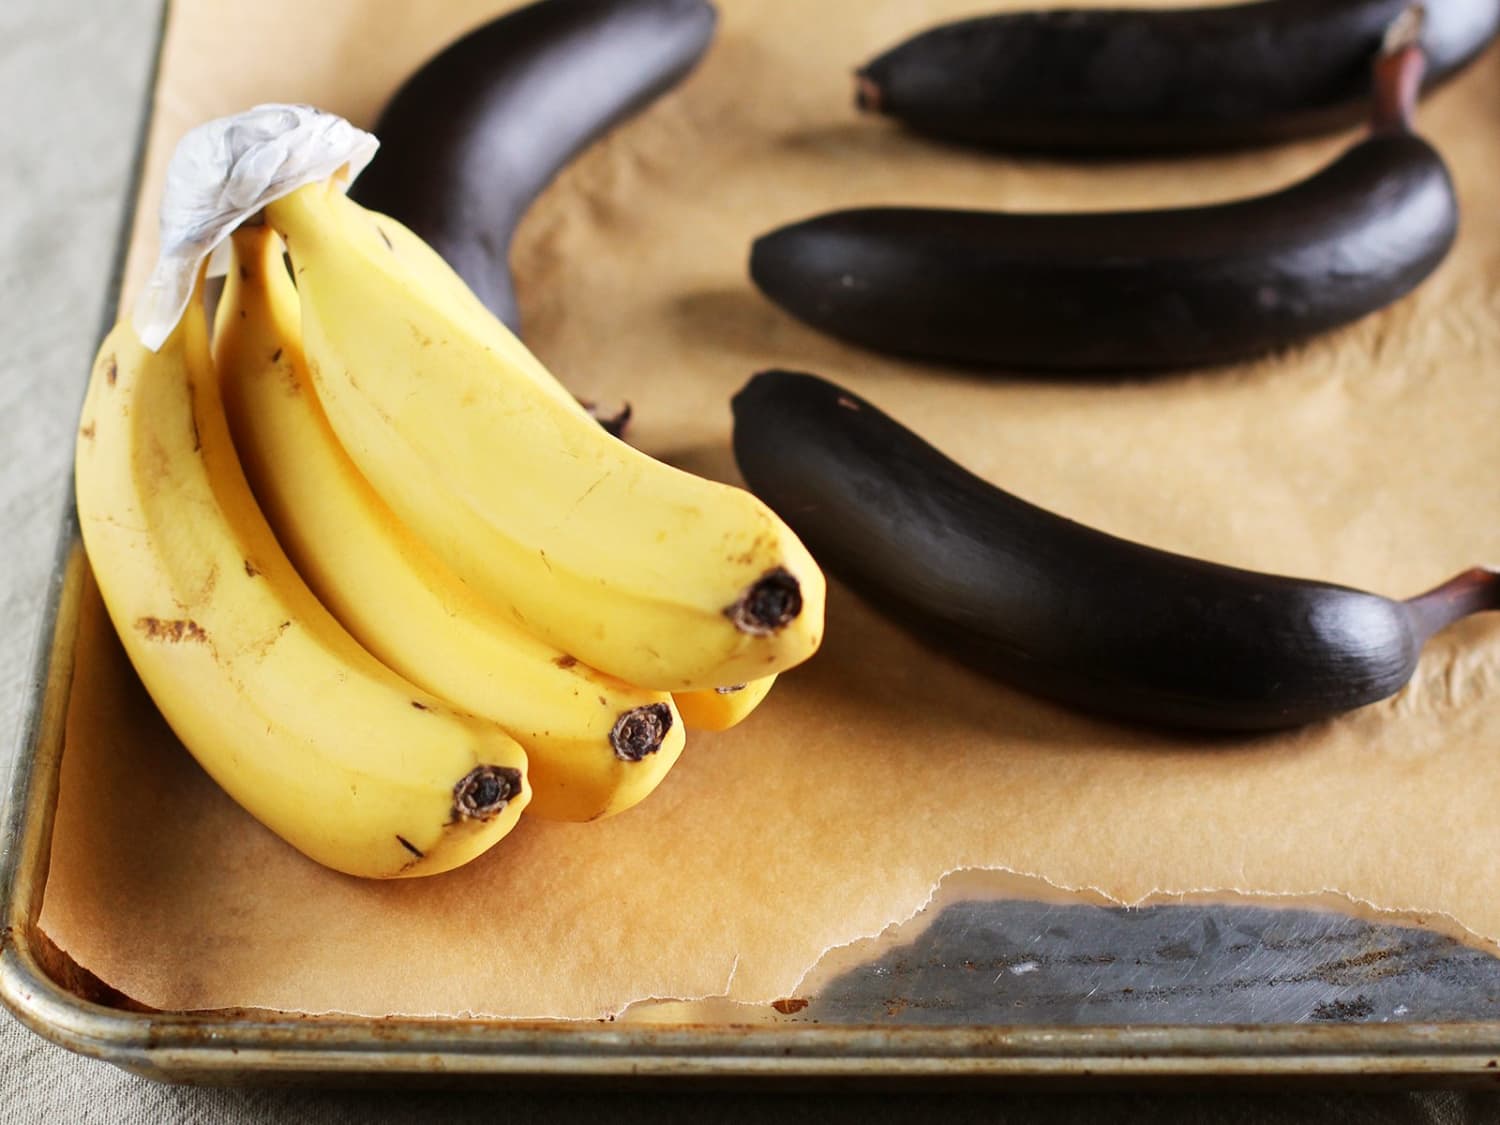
<box><xmin>38</xmin><ymin>0</ymin><xmax>1500</xmax><ymax>1019</ymax></box>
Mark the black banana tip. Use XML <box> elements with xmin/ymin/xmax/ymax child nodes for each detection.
<box><xmin>725</xmin><ymin>567</ymin><xmax>804</xmax><ymax>635</ymax></box>
<box><xmin>611</xmin><ymin>703</ymin><xmax>674</xmax><ymax>762</ymax></box>
<box><xmin>453</xmin><ymin>765</ymin><xmax>524</xmax><ymax>820</ymax></box>
<box><xmin>747</xmin><ymin>226</ymin><xmax>805</xmax><ymax>309</ymax></box>
<box><xmin>747</xmin><ymin>229</ymin><xmax>775</xmax><ymax>277</ymax></box>
<box><xmin>732</xmin><ymin>369</ymin><xmax>812</xmax><ymax>416</ymax></box>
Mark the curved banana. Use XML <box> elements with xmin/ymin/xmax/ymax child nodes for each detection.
<box><xmin>215</xmin><ymin>226</ymin><xmax>684</xmax><ymax>822</ymax></box>
<box><xmin>265</xmin><ymin>180</ymin><xmax>826</xmax><ymax>692</ymax></box>
<box><xmin>674</xmin><ymin>676</ymin><xmax>777</xmax><ymax>733</ymax></box>
<box><xmin>74</xmin><ymin>279</ymin><xmax>531</xmax><ymax>878</ymax></box>
<box><xmin>354</xmin><ymin>207</ymin><xmax>590</xmax><ymax>418</ymax></box>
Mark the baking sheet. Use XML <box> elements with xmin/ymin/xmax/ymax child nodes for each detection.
<box><xmin>36</xmin><ymin>0</ymin><xmax>1500</xmax><ymax>1020</ymax></box>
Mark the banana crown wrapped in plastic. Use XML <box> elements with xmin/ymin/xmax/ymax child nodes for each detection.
<box><xmin>133</xmin><ymin>103</ymin><xmax>376</xmax><ymax>350</ymax></box>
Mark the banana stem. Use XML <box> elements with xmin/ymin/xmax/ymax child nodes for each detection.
<box><xmin>1404</xmin><ymin>566</ymin><xmax>1500</xmax><ymax>644</ymax></box>
<box><xmin>1372</xmin><ymin>5</ymin><xmax>1427</xmax><ymax>136</ymax></box>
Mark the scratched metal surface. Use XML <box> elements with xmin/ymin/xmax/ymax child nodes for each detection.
<box><xmin>796</xmin><ymin>899</ymin><xmax>1500</xmax><ymax>1026</ymax></box>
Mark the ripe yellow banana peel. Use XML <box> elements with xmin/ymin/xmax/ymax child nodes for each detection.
<box><xmin>215</xmin><ymin>225</ymin><xmax>686</xmax><ymax>822</ymax></box>
<box><xmin>265</xmin><ymin>180</ymin><xmax>827</xmax><ymax>693</ymax></box>
<box><xmin>74</xmin><ymin>131</ymin><xmax>821</xmax><ymax>876</ymax></box>
<box><xmin>74</xmin><ymin>279</ymin><xmax>531</xmax><ymax>878</ymax></box>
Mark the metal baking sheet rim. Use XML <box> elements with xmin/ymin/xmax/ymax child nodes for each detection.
<box><xmin>6</xmin><ymin>7</ymin><xmax>1500</xmax><ymax>1086</ymax></box>
<box><xmin>6</xmin><ymin>392</ymin><xmax>1500</xmax><ymax>1093</ymax></box>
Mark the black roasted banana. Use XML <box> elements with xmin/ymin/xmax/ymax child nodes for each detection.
<box><xmin>855</xmin><ymin>0</ymin><xmax>1500</xmax><ymax>153</ymax></box>
<box><xmin>351</xmin><ymin>0</ymin><xmax>717</xmax><ymax>332</ymax></box>
<box><xmin>752</xmin><ymin>37</ymin><xmax>1457</xmax><ymax>372</ymax></box>
<box><xmin>731</xmin><ymin>369</ymin><xmax>1498</xmax><ymax>732</ymax></box>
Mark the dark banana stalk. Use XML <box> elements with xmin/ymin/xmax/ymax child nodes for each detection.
<box><xmin>855</xmin><ymin>0</ymin><xmax>1500</xmax><ymax>153</ymax></box>
<box><xmin>750</xmin><ymin>34</ymin><xmax>1456</xmax><ymax>372</ymax></box>
<box><xmin>351</xmin><ymin>0</ymin><xmax>718</xmax><ymax>332</ymax></box>
<box><xmin>731</xmin><ymin>369</ymin><xmax>1498</xmax><ymax>732</ymax></box>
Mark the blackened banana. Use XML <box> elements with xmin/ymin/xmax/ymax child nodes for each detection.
<box><xmin>751</xmin><ymin>40</ymin><xmax>1457</xmax><ymax>372</ymax></box>
<box><xmin>855</xmin><ymin>0</ymin><xmax>1500</xmax><ymax>153</ymax></box>
<box><xmin>351</xmin><ymin>0</ymin><xmax>717</xmax><ymax>331</ymax></box>
<box><xmin>731</xmin><ymin>370</ymin><xmax>1498</xmax><ymax>732</ymax></box>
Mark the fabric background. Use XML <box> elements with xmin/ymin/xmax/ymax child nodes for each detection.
<box><xmin>1</xmin><ymin>0</ymin><xmax>1497</xmax><ymax>1119</ymax></box>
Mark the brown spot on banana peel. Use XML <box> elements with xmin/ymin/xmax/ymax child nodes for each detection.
<box><xmin>410</xmin><ymin>700</ymin><xmax>430</xmax><ymax>710</ymax></box>
<box><xmin>243</xmin><ymin>559</ymin><xmax>261</xmax><ymax>577</ymax></box>
<box><xmin>611</xmin><ymin>703</ymin><xmax>673</xmax><ymax>762</ymax></box>
<box><xmin>732</xmin><ymin>532</ymin><xmax>771</xmax><ymax>567</ymax></box>
<box><xmin>554</xmin><ymin>654</ymin><xmax>578</xmax><ymax>669</ymax></box>
<box><xmin>78</xmin><ymin>422</ymin><xmax>95</xmax><ymax>441</ymax></box>
<box><xmin>396</xmin><ymin>835</ymin><xmax>425</xmax><ymax>859</ymax></box>
<box><xmin>452</xmin><ymin>765</ymin><xmax>524</xmax><ymax>821</ymax></box>
<box><xmin>185</xmin><ymin>381</ymin><xmax>202</xmax><ymax>453</ymax></box>
<box><xmin>103</xmin><ymin>356</ymin><xmax>117</xmax><ymax>386</ymax></box>
<box><xmin>135</xmin><ymin>617</ymin><xmax>208</xmax><ymax>643</ymax></box>
<box><xmin>725</xmin><ymin>567</ymin><xmax>803</xmax><ymax>636</ymax></box>
<box><xmin>715</xmin><ymin>683</ymin><xmax>748</xmax><ymax>694</ymax></box>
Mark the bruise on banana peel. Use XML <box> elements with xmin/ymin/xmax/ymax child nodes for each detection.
<box><xmin>732</xmin><ymin>369</ymin><xmax>1500</xmax><ymax>733</ymax></box>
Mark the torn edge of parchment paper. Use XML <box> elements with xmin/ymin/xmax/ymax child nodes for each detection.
<box><xmin>614</xmin><ymin>866</ymin><xmax>1500</xmax><ymax>1024</ymax></box>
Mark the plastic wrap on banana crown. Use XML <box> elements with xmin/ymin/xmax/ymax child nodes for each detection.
<box><xmin>133</xmin><ymin>104</ymin><xmax>377</xmax><ymax>349</ymax></box>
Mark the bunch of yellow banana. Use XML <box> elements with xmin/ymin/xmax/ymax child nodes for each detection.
<box><xmin>73</xmin><ymin>178</ymin><xmax>824</xmax><ymax>879</ymax></box>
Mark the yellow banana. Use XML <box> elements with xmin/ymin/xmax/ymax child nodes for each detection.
<box><xmin>215</xmin><ymin>225</ymin><xmax>684</xmax><ymax>822</ymax></box>
<box><xmin>265</xmin><ymin>180</ymin><xmax>826</xmax><ymax>692</ymax></box>
<box><xmin>674</xmin><ymin>676</ymin><xmax>778</xmax><ymax>733</ymax></box>
<box><xmin>74</xmin><ymin>278</ymin><xmax>530</xmax><ymax>878</ymax></box>
<box><xmin>354</xmin><ymin>207</ymin><xmax>590</xmax><ymax>418</ymax></box>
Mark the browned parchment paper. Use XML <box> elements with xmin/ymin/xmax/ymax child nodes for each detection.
<box><xmin>38</xmin><ymin>0</ymin><xmax>1500</xmax><ymax>1018</ymax></box>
